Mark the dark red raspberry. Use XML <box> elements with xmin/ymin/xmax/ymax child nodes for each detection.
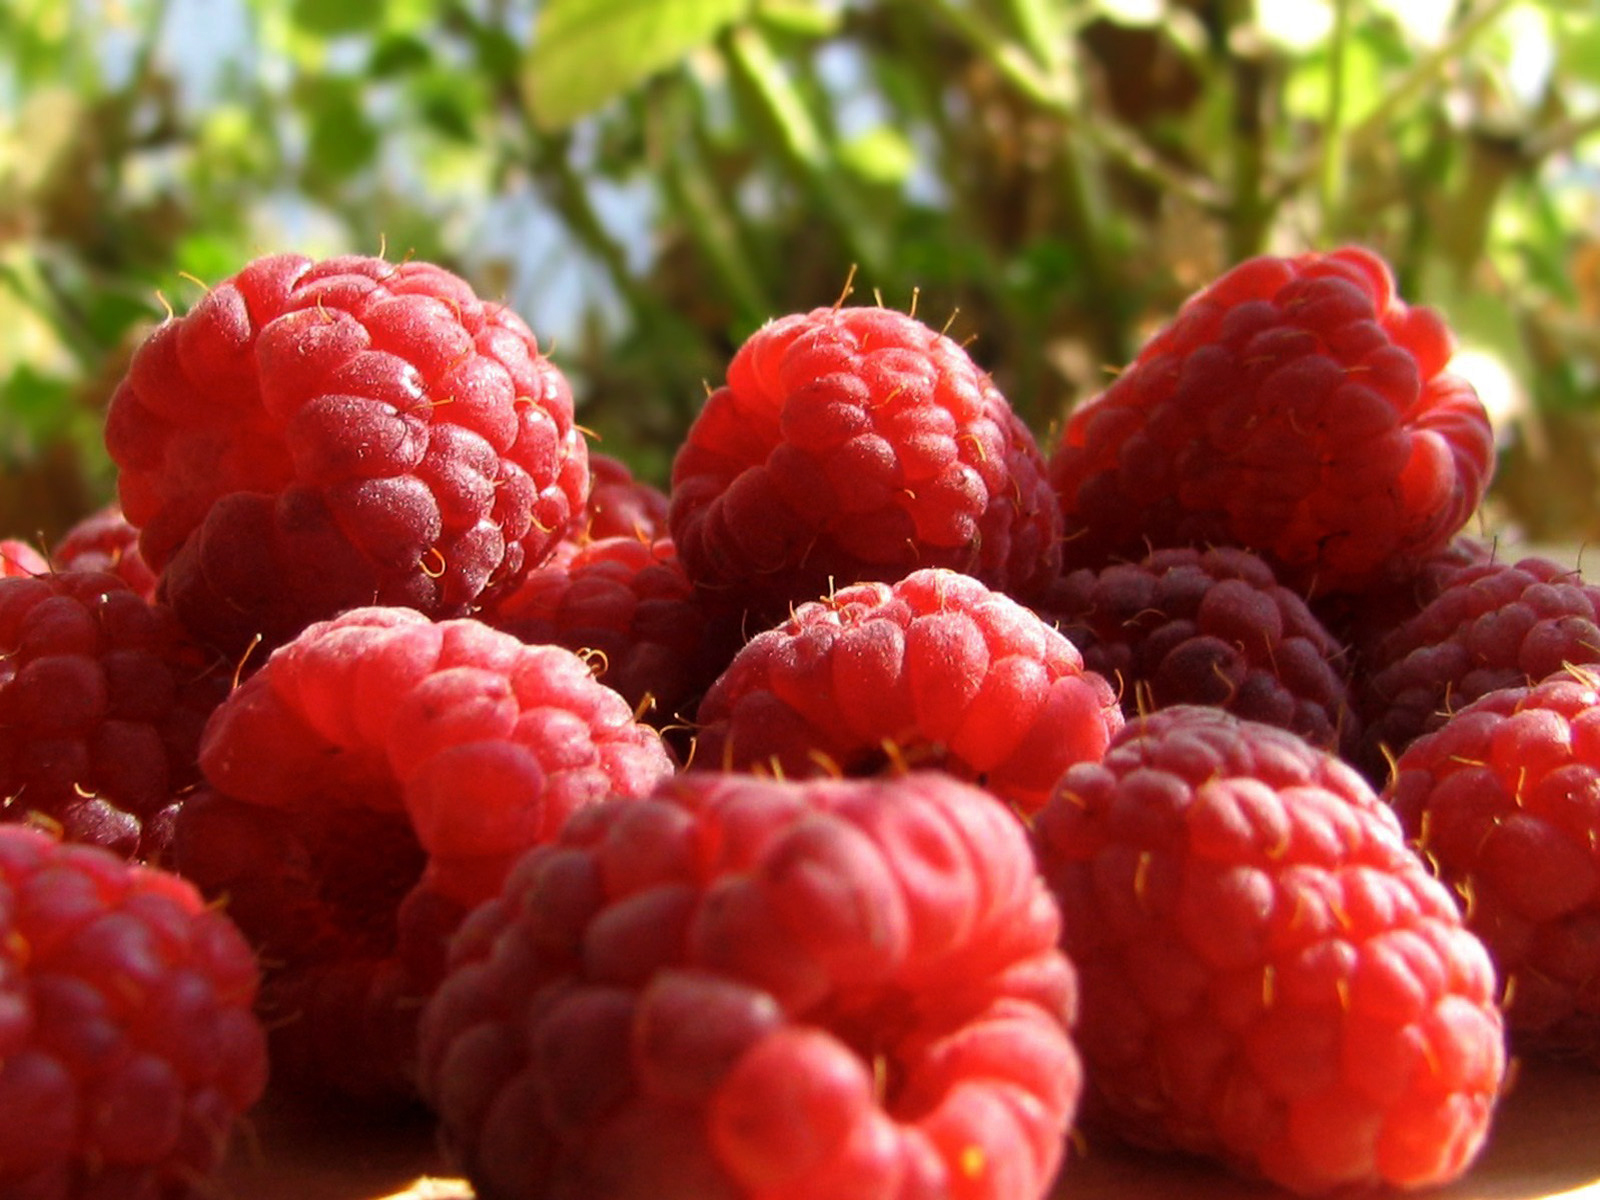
<box><xmin>669</xmin><ymin>304</ymin><xmax>1061</xmax><ymax>627</ymax></box>
<box><xmin>52</xmin><ymin>503</ymin><xmax>159</xmax><ymax>601</ymax></box>
<box><xmin>0</xmin><ymin>570</ymin><xmax>230</xmax><ymax>861</ymax></box>
<box><xmin>1049</xmin><ymin>246</ymin><xmax>1494</xmax><ymax>597</ymax></box>
<box><xmin>171</xmin><ymin>605</ymin><xmax>674</xmax><ymax>1101</ymax></box>
<box><xmin>1357</xmin><ymin>553</ymin><xmax>1600</xmax><ymax>782</ymax></box>
<box><xmin>104</xmin><ymin>253</ymin><xmax>590</xmax><ymax>655</ymax></box>
<box><xmin>1</xmin><ymin>539</ymin><xmax>48</xmax><ymax>578</ymax></box>
<box><xmin>693</xmin><ymin>567</ymin><xmax>1123</xmax><ymax>816</ymax></box>
<box><xmin>1033</xmin><ymin>705</ymin><xmax>1506</xmax><ymax>1195</ymax></box>
<box><xmin>1310</xmin><ymin>533</ymin><xmax>1494</xmax><ymax>673</ymax></box>
<box><xmin>582</xmin><ymin>452</ymin><xmax>670</xmax><ymax>543</ymax></box>
<box><xmin>418</xmin><ymin>770</ymin><xmax>1082</xmax><ymax>1200</ymax></box>
<box><xmin>1386</xmin><ymin>668</ymin><xmax>1600</xmax><ymax>1065</ymax></box>
<box><xmin>1038</xmin><ymin>545</ymin><xmax>1357</xmax><ymax>757</ymax></box>
<box><xmin>483</xmin><ymin>535</ymin><xmax>736</xmax><ymax>731</ymax></box>
<box><xmin>0</xmin><ymin>823</ymin><xmax>267</xmax><ymax>1199</ymax></box>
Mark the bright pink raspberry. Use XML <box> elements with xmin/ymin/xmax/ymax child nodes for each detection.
<box><xmin>418</xmin><ymin>771</ymin><xmax>1082</xmax><ymax>1200</ymax></box>
<box><xmin>1357</xmin><ymin>553</ymin><xmax>1600</xmax><ymax>782</ymax></box>
<box><xmin>1386</xmin><ymin>668</ymin><xmax>1600</xmax><ymax>1065</ymax></box>
<box><xmin>171</xmin><ymin>606</ymin><xmax>674</xmax><ymax>1100</ymax></box>
<box><xmin>693</xmin><ymin>568</ymin><xmax>1123</xmax><ymax>816</ymax></box>
<box><xmin>1049</xmin><ymin>247</ymin><xmax>1494</xmax><ymax>597</ymax></box>
<box><xmin>0</xmin><ymin>824</ymin><xmax>267</xmax><ymax>1199</ymax></box>
<box><xmin>0</xmin><ymin>570</ymin><xmax>230</xmax><ymax>861</ymax></box>
<box><xmin>1033</xmin><ymin>706</ymin><xmax>1507</xmax><ymax>1195</ymax></box>
<box><xmin>669</xmin><ymin>305</ymin><xmax>1061</xmax><ymax>626</ymax></box>
<box><xmin>483</xmin><ymin>535</ymin><xmax>737</xmax><ymax>732</ymax></box>
<box><xmin>52</xmin><ymin>503</ymin><xmax>159</xmax><ymax>601</ymax></box>
<box><xmin>1038</xmin><ymin>545</ymin><xmax>1358</xmax><ymax>757</ymax></box>
<box><xmin>104</xmin><ymin>253</ymin><xmax>590</xmax><ymax>655</ymax></box>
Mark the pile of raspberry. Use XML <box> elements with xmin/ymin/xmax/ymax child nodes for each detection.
<box><xmin>3</xmin><ymin>242</ymin><xmax>1580</xmax><ymax>1200</ymax></box>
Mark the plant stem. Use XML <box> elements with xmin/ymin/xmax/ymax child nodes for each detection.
<box><xmin>1319</xmin><ymin>0</ymin><xmax>1351</xmax><ymax>235</ymax></box>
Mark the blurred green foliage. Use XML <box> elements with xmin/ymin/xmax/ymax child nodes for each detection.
<box><xmin>1</xmin><ymin>0</ymin><xmax>1597</xmax><ymax>542</ymax></box>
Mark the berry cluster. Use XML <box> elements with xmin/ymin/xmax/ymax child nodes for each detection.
<box><xmin>5</xmin><ymin>242</ymin><xmax>1583</xmax><ymax>1199</ymax></box>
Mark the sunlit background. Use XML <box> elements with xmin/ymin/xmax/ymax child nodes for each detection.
<box><xmin>2</xmin><ymin>0</ymin><xmax>1597</xmax><ymax>543</ymax></box>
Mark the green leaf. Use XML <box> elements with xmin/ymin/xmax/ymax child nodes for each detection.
<box><xmin>289</xmin><ymin>0</ymin><xmax>375</xmax><ymax>38</ymax></box>
<box><xmin>524</xmin><ymin>0</ymin><xmax>753</xmax><ymax>129</ymax></box>
<box><xmin>302</xmin><ymin>78</ymin><xmax>379</xmax><ymax>187</ymax></box>
<box><xmin>370</xmin><ymin>32</ymin><xmax>432</xmax><ymax>77</ymax></box>
<box><xmin>754</xmin><ymin>0</ymin><xmax>842</xmax><ymax>38</ymax></box>
<box><xmin>839</xmin><ymin>126</ymin><xmax>916</xmax><ymax>187</ymax></box>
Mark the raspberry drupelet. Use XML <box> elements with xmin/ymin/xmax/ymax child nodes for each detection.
<box><xmin>692</xmin><ymin>567</ymin><xmax>1124</xmax><ymax>817</ymax></box>
<box><xmin>0</xmin><ymin>569</ymin><xmax>230</xmax><ymax>861</ymax></box>
<box><xmin>1049</xmin><ymin>246</ymin><xmax>1494</xmax><ymax>598</ymax></box>
<box><xmin>0</xmin><ymin>824</ymin><xmax>267</xmax><ymax>1199</ymax></box>
<box><xmin>1032</xmin><ymin>705</ymin><xmax>1507</xmax><ymax>1195</ymax></box>
<box><xmin>418</xmin><ymin>770</ymin><xmax>1082</xmax><ymax>1200</ymax></box>
<box><xmin>1356</xmin><ymin>552</ymin><xmax>1600</xmax><ymax>783</ymax></box>
<box><xmin>1038</xmin><ymin>544</ymin><xmax>1357</xmax><ymax>757</ymax></box>
<box><xmin>669</xmin><ymin>304</ymin><xmax>1061</xmax><ymax>628</ymax></box>
<box><xmin>171</xmin><ymin>605</ymin><xmax>675</xmax><ymax>1101</ymax></box>
<box><xmin>104</xmin><ymin>252</ymin><xmax>591</xmax><ymax>656</ymax></box>
<box><xmin>1386</xmin><ymin>667</ymin><xmax>1600</xmax><ymax>1066</ymax></box>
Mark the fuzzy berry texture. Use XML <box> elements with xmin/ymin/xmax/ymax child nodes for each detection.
<box><xmin>104</xmin><ymin>253</ymin><xmax>591</xmax><ymax>656</ymax></box>
<box><xmin>418</xmin><ymin>770</ymin><xmax>1082</xmax><ymax>1200</ymax></box>
<box><xmin>0</xmin><ymin>824</ymin><xmax>267</xmax><ymax>1199</ymax></box>
<box><xmin>1039</xmin><ymin>545</ymin><xmax>1357</xmax><ymax>758</ymax></box>
<box><xmin>1034</xmin><ymin>706</ymin><xmax>1507</xmax><ymax>1195</ymax></box>
<box><xmin>1357</xmin><ymin>553</ymin><xmax>1600</xmax><ymax>784</ymax></box>
<box><xmin>483</xmin><ymin>535</ymin><xmax>735</xmax><ymax>732</ymax></box>
<box><xmin>52</xmin><ymin>504</ymin><xmax>159</xmax><ymax>601</ymax></box>
<box><xmin>1049</xmin><ymin>247</ymin><xmax>1494</xmax><ymax>598</ymax></box>
<box><xmin>1386</xmin><ymin>668</ymin><xmax>1600</xmax><ymax>1065</ymax></box>
<box><xmin>171</xmin><ymin>605</ymin><xmax>674</xmax><ymax>1101</ymax></box>
<box><xmin>581</xmin><ymin>452</ymin><xmax>671</xmax><ymax>544</ymax></box>
<box><xmin>669</xmin><ymin>305</ymin><xmax>1061</xmax><ymax>628</ymax></box>
<box><xmin>0</xmin><ymin>570</ymin><xmax>230</xmax><ymax>862</ymax></box>
<box><xmin>693</xmin><ymin>567</ymin><xmax>1123</xmax><ymax>817</ymax></box>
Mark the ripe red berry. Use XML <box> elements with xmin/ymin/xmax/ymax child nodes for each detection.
<box><xmin>0</xmin><ymin>570</ymin><xmax>229</xmax><ymax>861</ymax></box>
<box><xmin>104</xmin><ymin>253</ymin><xmax>591</xmax><ymax>655</ymax></box>
<box><xmin>581</xmin><ymin>452</ymin><xmax>671</xmax><ymax>543</ymax></box>
<box><xmin>1386</xmin><ymin>667</ymin><xmax>1600</xmax><ymax>1065</ymax></box>
<box><xmin>1357</xmin><ymin>553</ymin><xmax>1600</xmax><ymax>781</ymax></box>
<box><xmin>419</xmin><ymin>771</ymin><xmax>1082</xmax><ymax>1200</ymax></box>
<box><xmin>1039</xmin><ymin>545</ymin><xmax>1357</xmax><ymax>756</ymax></box>
<box><xmin>1033</xmin><ymin>706</ymin><xmax>1506</xmax><ymax>1195</ymax></box>
<box><xmin>1</xmin><ymin>539</ymin><xmax>48</xmax><ymax>579</ymax></box>
<box><xmin>0</xmin><ymin>824</ymin><xmax>267</xmax><ymax>1198</ymax></box>
<box><xmin>1049</xmin><ymin>247</ymin><xmax>1494</xmax><ymax>597</ymax></box>
<box><xmin>693</xmin><ymin>567</ymin><xmax>1123</xmax><ymax>816</ymax></box>
<box><xmin>172</xmin><ymin>605</ymin><xmax>674</xmax><ymax>1100</ymax></box>
<box><xmin>483</xmin><ymin>534</ymin><xmax>734</xmax><ymax>731</ymax></box>
<box><xmin>669</xmin><ymin>304</ymin><xmax>1061</xmax><ymax>627</ymax></box>
<box><xmin>52</xmin><ymin>503</ymin><xmax>159</xmax><ymax>601</ymax></box>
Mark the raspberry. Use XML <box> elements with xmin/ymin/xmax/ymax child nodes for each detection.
<box><xmin>669</xmin><ymin>304</ymin><xmax>1061</xmax><ymax>627</ymax></box>
<box><xmin>693</xmin><ymin>567</ymin><xmax>1123</xmax><ymax>816</ymax></box>
<box><xmin>1</xmin><ymin>539</ymin><xmax>49</xmax><ymax>578</ymax></box>
<box><xmin>1386</xmin><ymin>667</ymin><xmax>1600</xmax><ymax>1065</ymax></box>
<box><xmin>1357</xmin><ymin>553</ymin><xmax>1600</xmax><ymax>782</ymax></box>
<box><xmin>52</xmin><ymin>503</ymin><xmax>159</xmax><ymax>601</ymax></box>
<box><xmin>582</xmin><ymin>452</ymin><xmax>670</xmax><ymax>543</ymax></box>
<box><xmin>483</xmin><ymin>535</ymin><xmax>736</xmax><ymax>731</ymax></box>
<box><xmin>1033</xmin><ymin>706</ymin><xmax>1506</xmax><ymax>1195</ymax></box>
<box><xmin>418</xmin><ymin>771</ymin><xmax>1082</xmax><ymax>1200</ymax></box>
<box><xmin>0</xmin><ymin>824</ymin><xmax>267</xmax><ymax>1198</ymax></box>
<box><xmin>1038</xmin><ymin>545</ymin><xmax>1357</xmax><ymax>757</ymax></box>
<box><xmin>1049</xmin><ymin>247</ymin><xmax>1494</xmax><ymax>597</ymax></box>
<box><xmin>171</xmin><ymin>605</ymin><xmax>675</xmax><ymax>1100</ymax></box>
<box><xmin>104</xmin><ymin>253</ymin><xmax>590</xmax><ymax>655</ymax></box>
<box><xmin>0</xmin><ymin>570</ymin><xmax>230</xmax><ymax>861</ymax></box>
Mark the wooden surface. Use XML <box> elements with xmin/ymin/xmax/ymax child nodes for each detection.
<box><xmin>219</xmin><ymin>1057</ymin><xmax>1600</xmax><ymax>1200</ymax></box>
